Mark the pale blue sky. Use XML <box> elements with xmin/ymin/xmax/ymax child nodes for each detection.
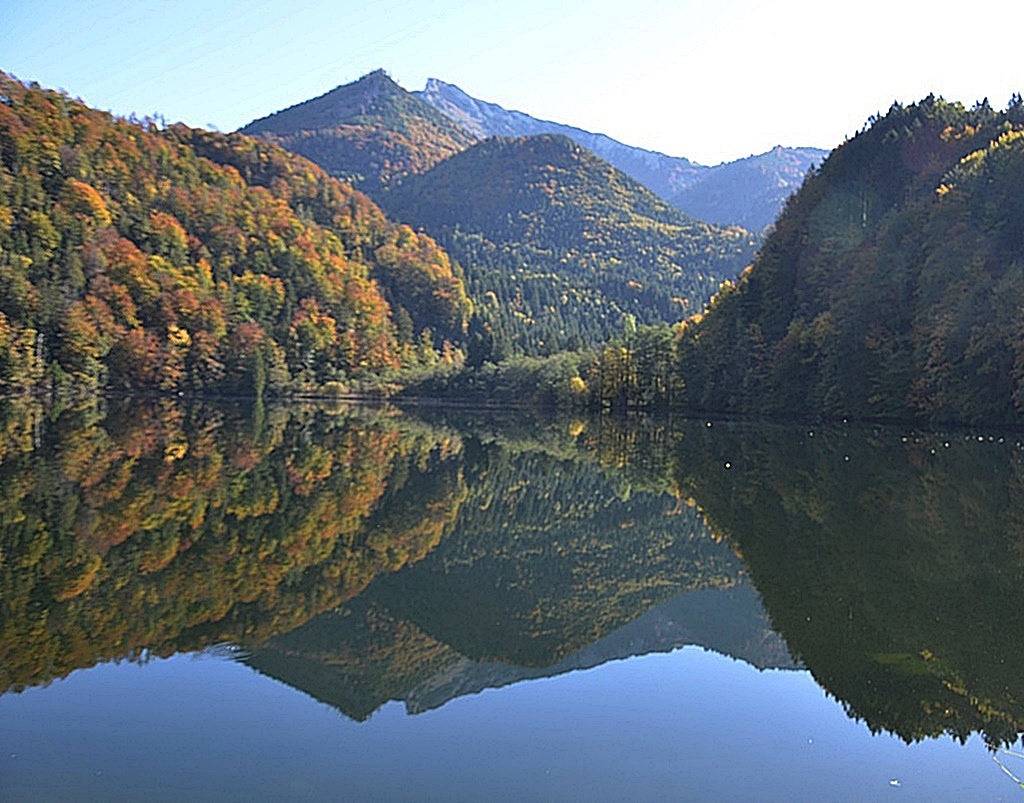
<box><xmin>3</xmin><ymin>0</ymin><xmax>1022</xmax><ymax>165</ymax></box>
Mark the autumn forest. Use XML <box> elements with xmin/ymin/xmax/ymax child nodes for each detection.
<box><xmin>3</xmin><ymin>70</ymin><xmax>1024</xmax><ymax>428</ymax></box>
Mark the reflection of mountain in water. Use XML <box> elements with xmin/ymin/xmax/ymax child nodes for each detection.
<box><xmin>0</xmin><ymin>399</ymin><xmax>793</xmax><ymax>718</ymax></box>
<box><xmin>246</xmin><ymin>582</ymin><xmax>796</xmax><ymax>721</ymax></box>
<box><xmin>402</xmin><ymin>582</ymin><xmax>799</xmax><ymax>715</ymax></box>
<box><xmin>369</xmin><ymin>450</ymin><xmax>739</xmax><ymax>668</ymax></box>
<box><xmin>243</xmin><ymin>436</ymin><xmax>793</xmax><ymax>719</ymax></box>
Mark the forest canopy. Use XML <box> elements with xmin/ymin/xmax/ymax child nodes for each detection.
<box><xmin>0</xmin><ymin>72</ymin><xmax>471</xmax><ymax>397</ymax></box>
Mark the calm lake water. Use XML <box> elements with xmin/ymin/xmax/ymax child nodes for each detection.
<box><xmin>1</xmin><ymin>398</ymin><xmax>1023</xmax><ymax>800</ymax></box>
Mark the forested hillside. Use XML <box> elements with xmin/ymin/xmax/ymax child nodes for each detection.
<box><xmin>387</xmin><ymin>134</ymin><xmax>758</xmax><ymax>356</ymax></box>
<box><xmin>241</xmin><ymin>69</ymin><xmax>477</xmax><ymax>196</ymax></box>
<box><xmin>674</xmin><ymin>95</ymin><xmax>1024</xmax><ymax>425</ymax></box>
<box><xmin>449</xmin><ymin>94</ymin><xmax>1024</xmax><ymax>424</ymax></box>
<box><xmin>0</xmin><ymin>72</ymin><xmax>471</xmax><ymax>396</ymax></box>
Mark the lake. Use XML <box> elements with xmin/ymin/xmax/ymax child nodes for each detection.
<box><xmin>1</xmin><ymin>398</ymin><xmax>1023</xmax><ymax>800</ymax></box>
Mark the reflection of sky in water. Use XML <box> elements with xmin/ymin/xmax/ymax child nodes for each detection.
<box><xmin>0</xmin><ymin>647</ymin><xmax>1012</xmax><ymax>801</ymax></box>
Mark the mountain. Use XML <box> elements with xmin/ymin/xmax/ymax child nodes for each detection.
<box><xmin>240</xmin><ymin>69</ymin><xmax>477</xmax><ymax>196</ymax></box>
<box><xmin>674</xmin><ymin>95</ymin><xmax>1024</xmax><ymax>425</ymax></box>
<box><xmin>0</xmin><ymin>72</ymin><xmax>471</xmax><ymax>396</ymax></box>
<box><xmin>241</xmin><ymin>72</ymin><xmax>825</xmax><ymax>232</ymax></box>
<box><xmin>416</xmin><ymin>78</ymin><xmax>704</xmax><ymax>202</ymax></box>
<box><xmin>239</xmin><ymin>72</ymin><xmax>762</xmax><ymax>356</ymax></box>
<box><xmin>386</xmin><ymin>134</ymin><xmax>758</xmax><ymax>354</ymax></box>
<box><xmin>417</xmin><ymin>77</ymin><xmax>826</xmax><ymax>230</ymax></box>
<box><xmin>667</xmin><ymin>144</ymin><xmax>827</xmax><ymax>231</ymax></box>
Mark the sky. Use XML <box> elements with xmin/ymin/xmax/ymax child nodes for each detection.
<box><xmin>3</xmin><ymin>0</ymin><xmax>1023</xmax><ymax>166</ymax></box>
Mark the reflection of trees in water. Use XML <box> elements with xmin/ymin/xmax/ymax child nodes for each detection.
<box><xmin>364</xmin><ymin>439</ymin><xmax>738</xmax><ymax>668</ymax></box>
<box><xmin>243</xmin><ymin>426</ymin><xmax>766</xmax><ymax>719</ymax></box>
<box><xmin>672</xmin><ymin>419</ymin><xmax>1024</xmax><ymax>747</ymax></box>
<box><xmin>0</xmin><ymin>397</ymin><xmax>466</xmax><ymax>692</ymax></box>
<box><xmin>6</xmin><ymin>400</ymin><xmax>1020</xmax><ymax>749</ymax></box>
<box><xmin>0</xmin><ymin>400</ymin><xmax>749</xmax><ymax>716</ymax></box>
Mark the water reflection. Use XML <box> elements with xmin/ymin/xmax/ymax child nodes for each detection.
<box><xmin>1</xmin><ymin>397</ymin><xmax>1023</xmax><ymax>752</ymax></box>
<box><xmin>0</xmin><ymin>396</ymin><xmax>466</xmax><ymax>693</ymax></box>
<box><xmin>673</xmin><ymin>419</ymin><xmax>1024</xmax><ymax>747</ymax></box>
<box><xmin>245</xmin><ymin>583</ymin><xmax>796</xmax><ymax>721</ymax></box>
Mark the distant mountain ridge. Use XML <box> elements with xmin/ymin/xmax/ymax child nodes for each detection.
<box><xmin>669</xmin><ymin>144</ymin><xmax>825</xmax><ymax>232</ymax></box>
<box><xmin>241</xmin><ymin>71</ymin><xmax>825</xmax><ymax>232</ymax></box>
<box><xmin>416</xmin><ymin>77</ymin><xmax>827</xmax><ymax>230</ymax></box>
<box><xmin>416</xmin><ymin>78</ymin><xmax>703</xmax><ymax>200</ymax></box>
